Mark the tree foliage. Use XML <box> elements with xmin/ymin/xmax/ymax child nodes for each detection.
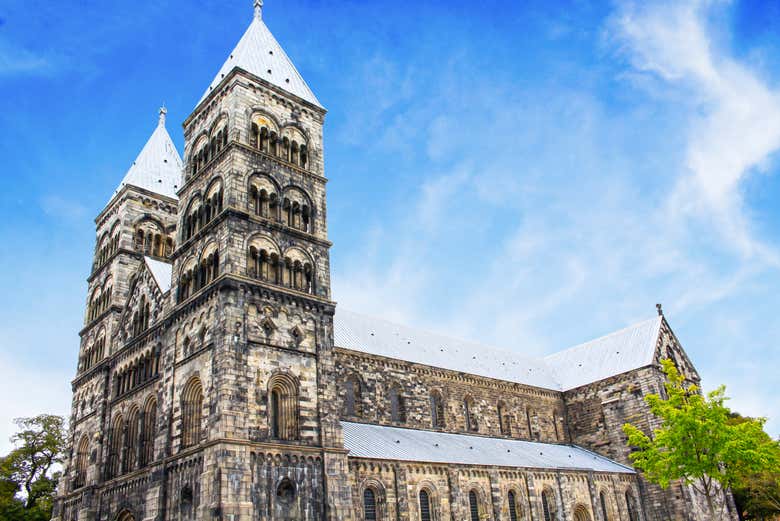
<box><xmin>0</xmin><ymin>415</ymin><xmax>67</xmax><ymax>521</ymax></box>
<box><xmin>728</xmin><ymin>413</ymin><xmax>780</xmax><ymax>519</ymax></box>
<box><xmin>623</xmin><ymin>359</ymin><xmax>780</xmax><ymax>519</ymax></box>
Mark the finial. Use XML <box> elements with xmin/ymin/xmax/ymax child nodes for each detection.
<box><xmin>254</xmin><ymin>0</ymin><xmax>263</xmax><ymax>20</ymax></box>
<box><xmin>656</xmin><ymin>303</ymin><xmax>663</xmax><ymax>316</ymax></box>
<box><xmin>158</xmin><ymin>105</ymin><xmax>167</xmax><ymax>127</ymax></box>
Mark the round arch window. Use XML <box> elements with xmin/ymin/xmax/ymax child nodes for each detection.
<box><xmin>276</xmin><ymin>478</ymin><xmax>297</xmax><ymax>504</ymax></box>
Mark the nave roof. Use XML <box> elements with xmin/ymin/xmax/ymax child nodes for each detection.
<box><xmin>342</xmin><ymin>421</ymin><xmax>634</xmax><ymax>473</ymax></box>
<box><xmin>333</xmin><ymin>309</ymin><xmax>664</xmax><ymax>391</ymax></box>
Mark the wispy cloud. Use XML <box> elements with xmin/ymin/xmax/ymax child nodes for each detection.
<box><xmin>0</xmin><ymin>40</ymin><xmax>52</xmax><ymax>77</ymax></box>
<box><xmin>612</xmin><ymin>0</ymin><xmax>780</xmax><ymax>263</ymax></box>
<box><xmin>332</xmin><ymin>0</ymin><xmax>780</xmax><ymax>435</ymax></box>
<box><xmin>40</xmin><ymin>195</ymin><xmax>88</xmax><ymax>224</ymax></box>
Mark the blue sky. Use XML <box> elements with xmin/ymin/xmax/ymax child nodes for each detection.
<box><xmin>1</xmin><ymin>0</ymin><xmax>779</xmax><ymax>450</ymax></box>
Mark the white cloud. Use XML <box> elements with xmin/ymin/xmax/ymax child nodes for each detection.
<box><xmin>0</xmin><ymin>40</ymin><xmax>52</xmax><ymax>77</ymax></box>
<box><xmin>612</xmin><ymin>0</ymin><xmax>780</xmax><ymax>262</ymax></box>
<box><xmin>331</xmin><ymin>0</ymin><xmax>780</xmax><ymax>436</ymax></box>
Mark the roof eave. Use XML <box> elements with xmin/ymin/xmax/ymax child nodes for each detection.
<box><xmin>97</xmin><ymin>183</ymin><xmax>179</xmax><ymax>224</ymax></box>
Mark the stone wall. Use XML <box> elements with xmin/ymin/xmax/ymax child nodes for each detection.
<box><xmin>334</xmin><ymin>348</ymin><xmax>567</xmax><ymax>443</ymax></box>
<box><xmin>563</xmin><ymin>319</ymin><xmax>738</xmax><ymax>521</ymax></box>
<box><xmin>347</xmin><ymin>458</ymin><xmax>643</xmax><ymax>521</ymax></box>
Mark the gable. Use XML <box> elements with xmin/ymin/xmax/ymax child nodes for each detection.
<box><xmin>653</xmin><ymin>318</ymin><xmax>701</xmax><ymax>383</ymax></box>
<box><xmin>116</xmin><ymin>260</ymin><xmax>168</xmax><ymax>342</ymax></box>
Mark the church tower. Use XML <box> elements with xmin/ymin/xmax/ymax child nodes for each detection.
<box><xmin>55</xmin><ymin>3</ymin><xmax>353</xmax><ymax>521</ymax></box>
<box><xmin>167</xmin><ymin>1</ymin><xmax>352</xmax><ymax>519</ymax></box>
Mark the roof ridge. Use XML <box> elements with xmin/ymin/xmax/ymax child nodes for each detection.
<box><xmin>545</xmin><ymin>315</ymin><xmax>661</xmax><ymax>360</ymax></box>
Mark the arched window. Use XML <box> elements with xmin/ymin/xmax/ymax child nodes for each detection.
<box><xmin>108</xmin><ymin>414</ymin><xmax>124</xmax><ymax>479</ymax></box>
<box><xmin>599</xmin><ymin>492</ymin><xmax>609</xmax><ymax>521</ymax></box>
<box><xmin>541</xmin><ymin>490</ymin><xmax>555</xmax><ymax>521</ymax></box>
<box><xmin>74</xmin><ymin>435</ymin><xmax>89</xmax><ymax>489</ymax></box>
<box><xmin>430</xmin><ymin>391</ymin><xmax>445</xmax><ymax>429</ymax></box>
<box><xmin>389</xmin><ymin>385</ymin><xmax>405</xmax><ymax>423</ymax></box>
<box><xmin>300</xmin><ymin>144</ymin><xmax>308</xmax><ymax>168</ymax></box>
<box><xmin>344</xmin><ymin>375</ymin><xmax>362</xmax><ymax>417</ymax></box>
<box><xmin>498</xmin><ymin>401</ymin><xmax>510</xmax><ymax>435</ymax></box>
<box><xmin>574</xmin><ymin>504</ymin><xmax>591</xmax><ymax>521</ymax></box>
<box><xmin>508</xmin><ymin>490</ymin><xmax>520</xmax><ymax>521</ymax></box>
<box><xmin>625</xmin><ymin>491</ymin><xmax>639</xmax><ymax>521</ymax></box>
<box><xmin>181</xmin><ymin>378</ymin><xmax>203</xmax><ymax>449</ymax></box>
<box><xmin>268</xmin><ymin>374</ymin><xmax>299</xmax><ymax>440</ymax></box>
<box><xmin>363</xmin><ymin>488</ymin><xmax>377</xmax><ymax>521</ymax></box>
<box><xmin>419</xmin><ymin>489</ymin><xmax>432</xmax><ymax>521</ymax></box>
<box><xmin>464</xmin><ymin>396</ymin><xmax>478</xmax><ymax>432</ymax></box>
<box><xmin>141</xmin><ymin>398</ymin><xmax>157</xmax><ymax>467</ymax></box>
<box><xmin>116</xmin><ymin>510</ymin><xmax>136</xmax><ymax>521</ymax></box>
<box><xmin>468</xmin><ymin>490</ymin><xmax>480</xmax><ymax>521</ymax></box>
<box><xmin>124</xmin><ymin>407</ymin><xmax>139</xmax><ymax>472</ymax></box>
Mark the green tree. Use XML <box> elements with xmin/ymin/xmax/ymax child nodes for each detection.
<box><xmin>0</xmin><ymin>415</ymin><xmax>67</xmax><ymax>521</ymax></box>
<box><xmin>623</xmin><ymin>359</ymin><xmax>780</xmax><ymax>519</ymax></box>
<box><xmin>728</xmin><ymin>413</ymin><xmax>780</xmax><ymax>519</ymax></box>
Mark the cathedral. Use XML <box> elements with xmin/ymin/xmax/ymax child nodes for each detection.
<box><xmin>53</xmin><ymin>3</ymin><xmax>736</xmax><ymax>521</ymax></box>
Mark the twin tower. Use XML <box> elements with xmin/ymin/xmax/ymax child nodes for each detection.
<box><xmin>55</xmin><ymin>3</ymin><xmax>352</xmax><ymax>520</ymax></box>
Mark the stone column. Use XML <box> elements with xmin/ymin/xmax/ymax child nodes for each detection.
<box><xmin>489</xmin><ymin>469</ymin><xmax>502</xmax><ymax>521</ymax></box>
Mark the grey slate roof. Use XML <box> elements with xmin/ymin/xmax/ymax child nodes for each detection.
<box><xmin>342</xmin><ymin>422</ymin><xmax>634</xmax><ymax>473</ymax></box>
<box><xmin>333</xmin><ymin>309</ymin><xmax>663</xmax><ymax>391</ymax></box>
<box><xmin>545</xmin><ymin>316</ymin><xmax>662</xmax><ymax>390</ymax></box>
<box><xmin>112</xmin><ymin>112</ymin><xmax>183</xmax><ymax>202</ymax></box>
<box><xmin>334</xmin><ymin>309</ymin><xmax>559</xmax><ymax>389</ymax></box>
<box><xmin>197</xmin><ymin>8</ymin><xmax>322</xmax><ymax>108</ymax></box>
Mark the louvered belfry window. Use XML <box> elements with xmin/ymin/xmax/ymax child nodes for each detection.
<box><xmin>419</xmin><ymin>490</ymin><xmax>431</xmax><ymax>521</ymax></box>
<box><xmin>363</xmin><ymin>488</ymin><xmax>377</xmax><ymax>521</ymax></box>
<box><xmin>469</xmin><ymin>490</ymin><xmax>480</xmax><ymax>521</ymax></box>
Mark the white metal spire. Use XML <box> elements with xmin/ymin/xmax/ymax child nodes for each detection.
<box><xmin>197</xmin><ymin>0</ymin><xmax>322</xmax><ymax>108</ymax></box>
<box><xmin>110</xmin><ymin>109</ymin><xmax>183</xmax><ymax>203</ymax></box>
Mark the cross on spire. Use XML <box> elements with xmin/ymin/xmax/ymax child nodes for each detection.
<box><xmin>158</xmin><ymin>105</ymin><xmax>167</xmax><ymax>127</ymax></box>
<box><xmin>254</xmin><ymin>0</ymin><xmax>263</xmax><ymax>20</ymax></box>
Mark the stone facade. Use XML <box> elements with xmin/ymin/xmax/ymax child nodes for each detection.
<box><xmin>52</xmin><ymin>5</ymin><xmax>736</xmax><ymax>521</ymax></box>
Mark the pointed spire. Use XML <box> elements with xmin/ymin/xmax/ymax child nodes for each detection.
<box><xmin>110</xmin><ymin>109</ymin><xmax>183</xmax><ymax>203</ymax></box>
<box><xmin>196</xmin><ymin>0</ymin><xmax>322</xmax><ymax>109</ymax></box>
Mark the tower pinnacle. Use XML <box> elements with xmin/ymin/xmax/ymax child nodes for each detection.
<box><xmin>254</xmin><ymin>0</ymin><xmax>263</xmax><ymax>20</ymax></box>
<box><xmin>158</xmin><ymin>106</ymin><xmax>167</xmax><ymax>127</ymax></box>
